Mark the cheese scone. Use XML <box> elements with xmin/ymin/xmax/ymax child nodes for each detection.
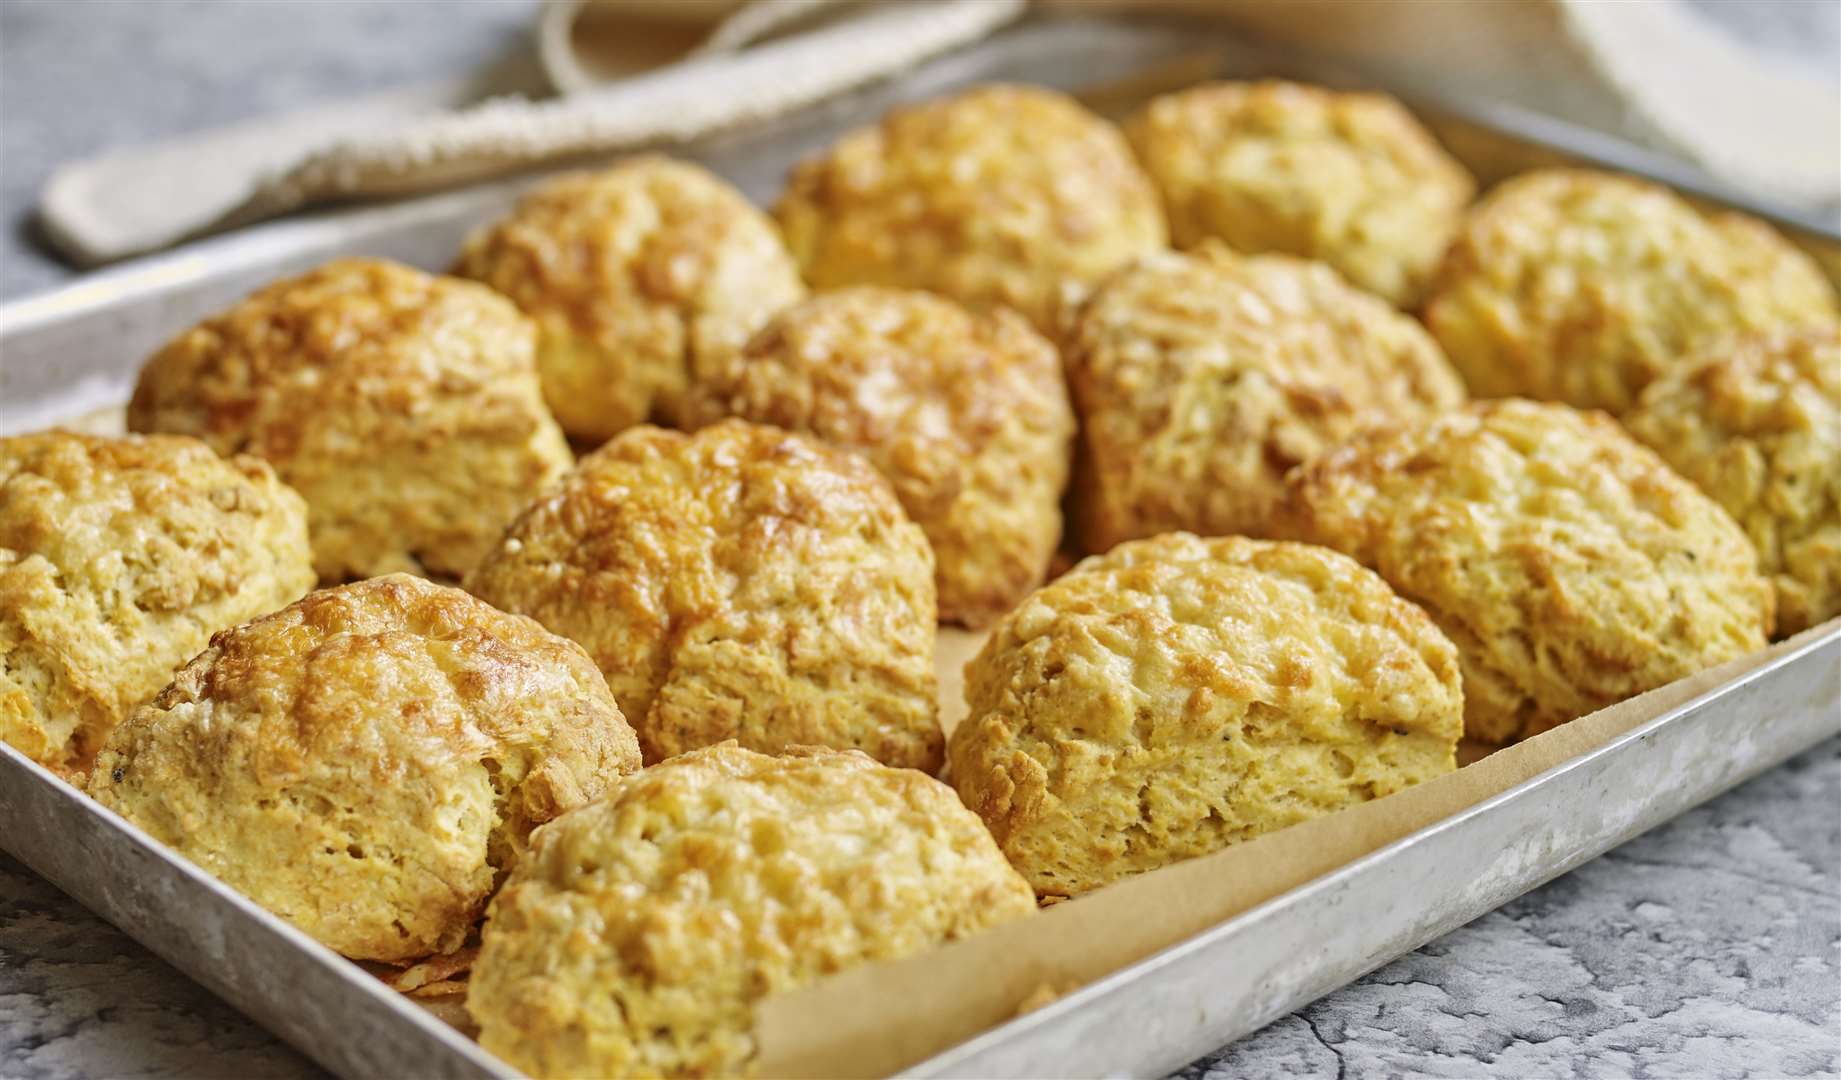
<box><xmin>951</xmin><ymin>533</ymin><xmax>1463</xmax><ymax>898</ymax></box>
<box><xmin>129</xmin><ymin>257</ymin><xmax>573</xmax><ymax>581</ymax></box>
<box><xmin>455</xmin><ymin>157</ymin><xmax>806</xmax><ymax>444</ymax></box>
<box><xmin>467</xmin><ymin>420</ymin><xmax>942</xmax><ymax>770</ymax></box>
<box><xmin>1</xmin><ymin>431</ymin><xmax>313</xmax><ymax>776</ymax></box>
<box><xmin>468</xmin><ymin>743</ymin><xmax>1036</xmax><ymax>1079</ymax></box>
<box><xmin>1126</xmin><ymin>79</ymin><xmax>1474</xmax><ymax>305</ymax></box>
<box><xmin>1277</xmin><ymin>399</ymin><xmax>1774</xmax><ymax>743</ymax></box>
<box><xmin>777</xmin><ymin>84</ymin><xmax>1166</xmax><ymax>332</ymax></box>
<box><xmin>88</xmin><ymin>574</ymin><xmax>640</xmax><ymax>963</ymax></box>
<box><xmin>1064</xmin><ymin>246</ymin><xmax>1465</xmax><ymax>553</ymax></box>
<box><xmin>1625</xmin><ymin>327</ymin><xmax>1841</xmax><ymax>637</ymax></box>
<box><xmin>1425</xmin><ymin>169</ymin><xmax>1837</xmax><ymax>414</ymax></box>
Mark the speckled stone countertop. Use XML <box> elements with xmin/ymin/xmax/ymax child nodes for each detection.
<box><xmin>2</xmin><ymin>4</ymin><xmax>1839</xmax><ymax>1078</ymax></box>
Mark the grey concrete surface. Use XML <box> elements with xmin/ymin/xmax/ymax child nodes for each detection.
<box><xmin>1</xmin><ymin>3</ymin><xmax>1838</xmax><ymax>1079</ymax></box>
<box><xmin>0</xmin><ymin>0</ymin><xmax>536</xmax><ymax>297</ymax></box>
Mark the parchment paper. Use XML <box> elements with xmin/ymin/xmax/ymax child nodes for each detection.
<box><xmin>751</xmin><ymin>624</ymin><xmax>1836</xmax><ymax>1078</ymax></box>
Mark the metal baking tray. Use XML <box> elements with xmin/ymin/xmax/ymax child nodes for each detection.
<box><xmin>2</xmin><ymin>13</ymin><xmax>1837</xmax><ymax>1080</ymax></box>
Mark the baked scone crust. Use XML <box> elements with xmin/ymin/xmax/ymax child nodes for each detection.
<box><xmin>454</xmin><ymin>157</ymin><xmax>807</xmax><ymax>444</ymax></box>
<box><xmin>87</xmin><ymin>574</ymin><xmax>640</xmax><ymax>963</ymax></box>
<box><xmin>1126</xmin><ymin>79</ymin><xmax>1474</xmax><ymax>305</ymax></box>
<box><xmin>128</xmin><ymin>257</ymin><xmax>574</xmax><ymax>581</ymax></box>
<box><xmin>776</xmin><ymin>84</ymin><xmax>1167</xmax><ymax>332</ymax></box>
<box><xmin>679</xmin><ymin>287</ymin><xmax>1074</xmax><ymax>627</ymax></box>
<box><xmin>1064</xmin><ymin>247</ymin><xmax>1466</xmax><ymax>553</ymax></box>
<box><xmin>465</xmin><ymin>420</ymin><xmax>942</xmax><ymax>770</ymax></box>
<box><xmin>1625</xmin><ymin>327</ymin><xmax>1841</xmax><ymax>636</ymax></box>
<box><xmin>1</xmin><ymin>431</ymin><xmax>315</xmax><ymax>776</ymax></box>
<box><xmin>1425</xmin><ymin>169</ymin><xmax>1838</xmax><ymax>414</ymax></box>
<box><xmin>468</xmin><ymin>743</ymin><xmax>1036</xmax><ymax>1079</ymax></box>
<box><xmin>950</xmin><ymin>533</ymin><xmax>1462</xmax><ymax>899</ymax></box>
<box><xmin>1276</xmin><ymin>399</ymin><xmax>1774</xmax><ymax>743</ymax></box>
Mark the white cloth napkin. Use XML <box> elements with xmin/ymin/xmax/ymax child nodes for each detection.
<box><xmin>39</xmin><ymin>0</ymin><xmax>1025</xmax><ymax>265</ymax></box>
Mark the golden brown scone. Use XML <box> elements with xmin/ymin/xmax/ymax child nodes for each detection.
<box><xmin>127</xmin><ymin>257</ymin><xmax>573</xmax><ymax>581</ymax></box>
<box><xmin>1125</xmin><ymin>80</ymin><xmax>1474</xmax><ymax>306</ymax></box>
<box><xmin>0</xmin><ymin>432</ymin><xmax>314</xmax><ymax>777</ymax></box>
<box><xmin>453</xmin><ymin>157</ymin><xmax>807</xmax><ymax>444</ymax></box>
<box><xmin>950</xmin><ymin>534</ymin><xmax>1463</xmax><ymax>899</ymax></box>
<box><xmin>1624</xmin><ymin>327</ymin><xmax>1841</xmax><ymax>637</ymax></box>
<box><xmin>1425</xmin><ymin>169</ymin><xmax>1839</xmax><ymax>414</ymax></box>
<box><xmin>679</xmin><ymin>287</ymin><xmax>1074</xmax><ymax>627</ymax></box>
<box><xmin>465</xmin><ymin>420</ymin><xmax>942</xmax><ymax>770</ymax></box>
<box><xmin>1276</xmin><ymin>399</ymin><xmax>1774</xmax><ymax>744</ymax></box>
<box><xmin>1064</xmin><ymin>246</ymin><xmax>1466</xmax><ymax>553</ymax></box>
<box><xmin>87</xmin><ymin>574</ymin><xmax>640</xmax><ymax>963</ymax></box>
<box><xmin>467</xmin><ymin>742</ymin><xmax>1036</xmax><ymax>1079</ymax></box>
<box><xmin>776</xmin><ymin>84</ymin><xmax>1167</xmax><ymax>332</ymax></box>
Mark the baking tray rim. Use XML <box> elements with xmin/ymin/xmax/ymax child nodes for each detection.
<box><xmin>0</xmin><ymin>740</ymin><xmax>518</xmax><ymax>1077</ymax></box>
<box><xmin>907</xmin><ymin>620</ymin><xmax>1841</xmax><ymax>1074</ymax></box>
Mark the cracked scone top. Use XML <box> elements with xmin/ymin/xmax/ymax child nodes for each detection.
<box><xmin>679</xmin><ymin>287</ymin><xmax>1074</xmax><ymax>627</ymax></box>
<box><xmin>1</xmin><ymin>431</ymin><xmax>314</xmax><ymax>775</ymax></box>
<box><xmin>87</xmin><ymin>574</ymin><xmax>641</xmax><ymax>963</ymax></box>
<box><xmin>1064</xmin><ymin>246</ymin><xmax>1465</xmax><ymax>553</ymax></box>
<box><xmin>1425</xmin><ymin>169</ymin><xmax>1838</xmax><ymax>415</ymax></box>
<box><xmin>1277</xmin><ymin>399</ymin><xmax>1774</xmax><ymax>744</ymax></box>
<box><xmin>776</xmin><ymin>84</ymin><xmax>1167</xmax><ymax>332</ymax></box>
<box><xmin>127</xmin><ymin>257</ymin><xmax>574</xmax><ymax>581</ymax></box>
<box><xmin>1126</xmin><ymin>80</ymin><xmax>1474</xmax><ymax>306</ymax></box>
<box><xmin>467</xmin><ymin>743</ymin><xmax>1036</xmax><ymax>1079</ymax></box>
<box><xmin>454</xmin><ymin>157</ymin><xmax>807</xmax><ymax>444</ymax></box>
<box><xmin>465</xmin><ymin>420</ymin><xmax>941</xmax><ymax>770</ymax></box>
<box><xmin>949</xmin><ymin>534</ymin><xmax>1463</xmax><ymax>899</ymax></box>
<box><xmin>1624</xmin><ymin>327</ymin><xmax>1841</xmax><ymax>637</ymax></box>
